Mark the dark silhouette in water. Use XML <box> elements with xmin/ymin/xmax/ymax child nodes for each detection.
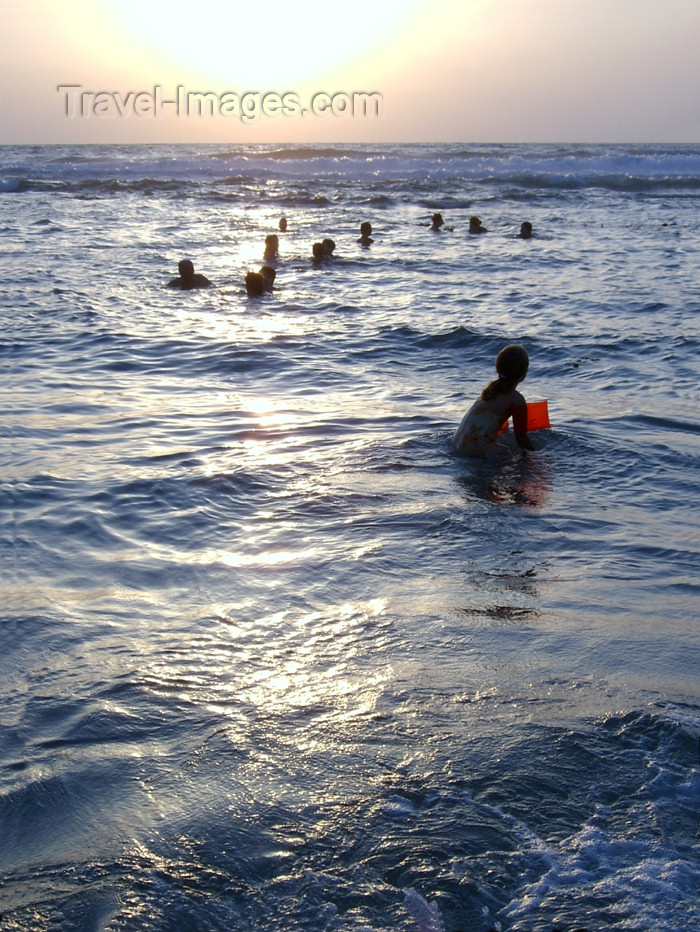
<box><xmin>278</xmin><ymin>217</ymin><xmax>287</xmax><ymax>232</ymax></box>
<box><xmin>245</xmin><ymin>271</ymin><xmax>265</xmax><ymax>297</ymax></box>
<box><xmin>430</xmin><ymin>212</ymin><xmax>453</xmax><ymax>231</ymax></box>
<box><xmin>322</xmin><ymin>238</ymin><xmax>336</xmax><ymax>257</ymax></box>
<box><xmin>264</xmin><ymin>234</ymin><xmax>279</xmax><ymax>261</ymax></box>
<box><xmin>167</xmin><ymin>259</ymin><xmax>212</xmax><ymax>290</ymax></box>
<box><xmin>357</xmin><ymin>221</ymin><xmax>373</xmax><ymax>246</ymax></box>
<box><xmin>260</xmin><ymin>265</ymin><xmax>276</xmax><ymax>292</ymax></box>
<box><xmin>454</xmin><ymin>344</ymin><xmax>534</xmax><ymax>457</ymax></box>
<box><xmin>469</xmin><ymin>215</ymin><xmax>488</xmax><ymax>234</ymax></box>
<box><xmin>518</xmin><ymin>221</ymin><xmax>533</xmax><ymax>239</ymax></box>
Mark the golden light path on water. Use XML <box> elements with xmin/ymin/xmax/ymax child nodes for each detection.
<box><xmin>110</xmin><ymin>284</ymin><xmax>399</xmax><ymax>759</ymax></box>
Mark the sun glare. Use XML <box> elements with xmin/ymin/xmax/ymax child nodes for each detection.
<box><xmin>103</xmin><ymin>0</ymin><xmax>422</xmax><ymax>87</ymax></box>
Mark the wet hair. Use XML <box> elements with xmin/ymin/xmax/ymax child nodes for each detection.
<box><xmin>312</xmin><ymin>242</ymin><xmax>324</xmax><ymax>260</ymax></box>
<box><xmin>178</xmin><ymin>259</ymin><xmax>194</xmax><ymax>277</ymax></box>
<box><xmin>245</xmin><ymin>271</ymin><xmax>265</xmax><ymax>297</ymax></box>
<box><xmin>431</xmin><ymin>212</ymin><xmax>444</xmax><ymax>228</ymax></box>
<box><xmin>321</xmin><ymin>238</ymin><xmax>335</xmax><ymax>256</ymax></box>
<box><xmin>278</xmin><ymin>217</ymin><xmax>287</xmax><ymax>232</ymax></box>
<box><xmin>481</xmin><ymin>344</ymin><xmax>530</xmax><ymax>401</ymax></box>
<box><xmin>360</xmin><ymin>221</ymin><xmax>372</xmax><ymax>236</ymax></box>
<box><xmin>264</xmin><ymin>234</ymin><xmax>279</xmax><ymax>257</ymax></box>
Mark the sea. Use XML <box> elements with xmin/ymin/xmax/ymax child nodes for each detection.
<box><xmin>1</xmin><ymin>143</ymin><xmax>699</xmax><ymax>932</ymax></box>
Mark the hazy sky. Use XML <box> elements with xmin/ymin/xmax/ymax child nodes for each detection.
<box><xmin>2</xmin><ymin>0</ymin><xmax>699</xmax><ymax>144</ymax></box>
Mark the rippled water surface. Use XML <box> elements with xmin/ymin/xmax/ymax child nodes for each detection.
<box><xmin>1</xmin><ymin>144</ymin><xmax>699</xmax><ymax>931</ymax></box>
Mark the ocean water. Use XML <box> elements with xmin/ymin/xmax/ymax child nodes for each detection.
<box><xmin>1</xmin><ymin>143</ymin><xmax>699</xmax><ymax>932</ymax></box>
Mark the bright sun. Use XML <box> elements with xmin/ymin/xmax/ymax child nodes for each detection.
<box><xmin>103</xmin><ymin>0</ymin><xmax>421</xmax><ymax>87</ymax></box>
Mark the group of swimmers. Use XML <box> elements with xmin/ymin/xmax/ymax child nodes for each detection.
<box><xmin>167</xmin><ymin>212</ymin><xmax>533</xmax><ymax>295</ymax></box>
<box><xmin>431</xmin><ymin>212</ymin><xmax>533</xmax><ymax>239</ymax></box>
<box><xmin>167</xmin><ymin>214</ymin><xmax>539</xmax><ymax>460</ymax></box>
<box><xmin>167</xmin><ymin>215</ymin><xmax>372</xmax><ymax>297</ymax></box>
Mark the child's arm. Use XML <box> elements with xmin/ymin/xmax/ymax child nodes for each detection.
<box><xmin>512</xmin><ymin>401</ymin><xmax>534</xmax><ymax>451</ymax></box>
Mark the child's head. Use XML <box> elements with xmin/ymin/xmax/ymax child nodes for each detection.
<box><xmin>260</xmin><ymin>265</ymin><xmax>276</xmax><ymax>290</ymax></box>
<box><xmin>495</xmin><ymin>344</ymin><xmax>529</xmax><ymax>384</ymax></box>
<box><xmin>178</xmin><ymin>258</ymin><xmax>195</xmax><ymax>279</ymax></box>
<box><xmin>245</xmin><ymin>271</ymin><xmax>265</xmax><ymax>297</ymax></box>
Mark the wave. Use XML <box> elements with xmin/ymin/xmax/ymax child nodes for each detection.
<box><xmin>3</xmin><ymin>143</ymin><xmax>700</xmax><ymax>198</ymax></box>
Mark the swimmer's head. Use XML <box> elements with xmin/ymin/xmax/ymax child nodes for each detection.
<box><xmin>178</xmin><ymin>259</ymin><xmax>194</xmax><ymax>278</ymax></box>
<box><xmin>496</xmin><ymin>344</ymin><xmax>529</xmax><ymax>384</ymax></box>
<box><xmin>278</xmin><ymin>217</ymin><xmax>287</xmax><ymax>232</ymax></box>
<box><xmin>322</xmin><ymin>238</ymin><xmax>335</xmax><ymax>256</ymax></box>
<box><xmin>245</xmin><ymin>270</ymin><xmax>265</xmax><ymax>297</ymax></box>
<box><xmin>312</xmin><ymin>242</ymin><xmax>324</xmax><ymax>260</ymax></box>
<box><xmin>431</xmin><ymin>212</ymin><xmax>444</xmax><ymax>228</ymax></box>
<box><xmin>360</xmin><ymin>221</ymin><xmax>372</xmax><ymax>236</ymax></box>
<box><xmin>260</xmin><ymin>265</ymin><xmax>276</xmax><ymax>290</ymax></box>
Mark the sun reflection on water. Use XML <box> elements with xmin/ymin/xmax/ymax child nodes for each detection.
<box><xmin>199</xmin><ymin>547</ymin><xmax>319</xmax><ymax>569</ymax></box>
<box><xmin>139</xmin><ymin>598</ymin><xmax>390</xmax><ymax>748</ymax></box>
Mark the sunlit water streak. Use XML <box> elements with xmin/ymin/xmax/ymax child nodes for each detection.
<box><xmin>1</xmin><ymin>144</ymin><xmax>699</xmax><ymax>932</ymax></box>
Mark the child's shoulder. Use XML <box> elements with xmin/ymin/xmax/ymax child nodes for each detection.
<box><xmin>491</xmin><ymin>387</ymin><xmax>526</xmax><ymax>412</ymax></box>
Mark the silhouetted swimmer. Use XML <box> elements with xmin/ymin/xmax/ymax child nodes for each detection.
<box><xmin>167</xmin><ymin>258</ymin><xmax>212</xmax><ymax>290</ymax></box>
<box><xmin>260</xmin><ymin>265</ymin><xmax>276</xmax><ymax>292</ymax></box>
<box><xmin>454</xmin><ymin>344</ymin><xmax>534</xmax><ymax>457</ymax></box>
<box><xmin>357</xmin><ymin>221</ymin><xmax>373</xmax><ymax>246</ymax></box>
<box><xmin>311</xmin><ymin>242</ymin><xmax>325</xmax><ymax>264</ymax></box>
<box><xmin>264</xmin><ymin>234</ymin><xmax>279</xmax><ymax>261</ymax></box>
<box><xmin>278</xmin><ymin>217</ymin><xmax>288</xmax><ymax>232</ymax></box>
<box><xmin>430</xmin><ymin>212</ymin><xmax>454</xmax><ymax>232</ymax></box>
<box><xmin>517</xmin><ymin>221</ymin><xmax>533</xmax><ymax>239</ymax></box>
<box><xmin>245</xmin><ymin>271</ymin><xmax>265</xmax><ymax>297</ymax></box>
<box><xmin>469</xmin><ymin>215</ymin><xmax>488</xmax><ymax>234</ymax></box>
<box><xmin>322</xmin><ymin>238</ymin><xmax>336</xmax><ymax>257</ymax></box>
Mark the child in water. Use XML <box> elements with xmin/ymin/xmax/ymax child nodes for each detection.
<box><xmin>455</xmin><ymin>344</ymin><xmax>534</xmax><ymax>457</ymax></box>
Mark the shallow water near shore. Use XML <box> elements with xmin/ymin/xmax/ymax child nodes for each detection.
<box><xmin>1</xmin><ymin>143</ymin><xmax>699</xmax><ymax>931</ymax></box>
